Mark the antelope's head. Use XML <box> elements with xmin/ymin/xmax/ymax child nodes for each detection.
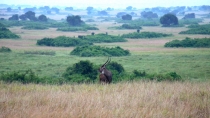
<box><xmin>99</xmin><ymin>57</ymin><xmax>111</xmax><ymax>74</ymax></box>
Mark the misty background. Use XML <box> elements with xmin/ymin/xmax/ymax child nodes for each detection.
<box><xmin>1</xmin><ymin>0</ymin><xmax>210</xmax><ymax>9</ymax></box>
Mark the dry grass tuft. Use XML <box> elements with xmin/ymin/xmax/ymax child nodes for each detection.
<box><xmin>0</xmin><ymin>81</ymin><xmax>209</xmax><ymax>118</ymax></box>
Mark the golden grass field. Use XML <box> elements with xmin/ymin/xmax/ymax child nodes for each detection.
<box><xmin>0</xmin><ymin>10</ymin><xmax>210</xmax><ymax>118</ymax></box>
<box><xmin>0</xmin><ymin>81</ymin><xmax>209</xmax><ymax>118</ymax></box>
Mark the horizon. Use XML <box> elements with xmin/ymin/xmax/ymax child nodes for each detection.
<box><xmin>1</xmin><ymin>0</ymin><xmax>210</xmax><ymax>9</ymax></box>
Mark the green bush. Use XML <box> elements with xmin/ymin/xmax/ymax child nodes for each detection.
<box><xmin>119</xmin><ymin>24</ymin><xmax>142</xmax><ymax>29</ymax></box>
<box><xmin>164</xmin><ymin>37</ymin><xmax>210</xmax><ymax>48</ymax></box>
<box><xmin>148</xmin><ymin>72</ymin><xmax>182</xmax><ymax>82</ymax></box>
<box><xmin>0</xmin><ymin>70</ymin><xmax>67</xmax><ymax>84</ymax></box>
<box><xmin>130</xmin><ymin>70</ymin><xmax>182</xmax><ymax>82</ymax></box>
<box><xmin>0</xmin><ymin>70</ymin><xmax>41</xmax><ymax>84</ymax></box>
<box><xmin>179</xmin><ymin>24</ymin><xmax>210</xmax><ymax>34</ymax></box>
<box><xmin>121</xmin><ymin>32</ymin><xmax>172</xmax><ymax>39</ymax></box>
<box><xmin>70</xmin><ymin>45</ymin><xmax>130</xmax><ymax>57</ymax></box>
<box><xmin>37</xmin><ymin>36</ymin><xmax>92</xmax><ymax>47</ymax></box>
<box><xmin>0</xmin><ymin>46</ymin><xmax>11</xmax><ymax>52</ymax></box>
<box><xmin>0</xmin><ymin>27</ymin><xmax>20</xmax><ymax>39</ymax></box>
<box><xmin>62</xmin><ymin>60</ymin><xmax>98</xmax><ymax>83</ymax></box>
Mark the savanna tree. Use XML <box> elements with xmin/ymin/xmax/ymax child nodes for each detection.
<box><xmin>66</xmin><ymin>15</ymin><xmax>84</xmax><ymax>26</ymax></box>
<box><xmin>160</xmin><ymin>13</ymin><xmax>178</xmax><ymax>26</ymax></box>
<box><xmin>38</xmin><ymin>15</ymin><xmax>47</xmax><ymax>22</ymax></box>
<box><xmin>122</xmin><ymin>14</ymin><xmax>132</xmax><ymax>20</ymax></box>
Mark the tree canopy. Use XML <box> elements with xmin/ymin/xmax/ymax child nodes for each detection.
<box><xmin>160</xmin><ymin>13</ymin><xmax>178</xmax><ymax>26</ymax></box>
<box><xmin>66</xmin><ymin>15</ymin><xmax>84</xmax><ymax>26</ymax></box>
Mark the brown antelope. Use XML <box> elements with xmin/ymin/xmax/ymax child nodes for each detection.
<box><xmin>98</xmin><ymin>57</ymin><xmax>112</xmax><ymax>84</ymax></box>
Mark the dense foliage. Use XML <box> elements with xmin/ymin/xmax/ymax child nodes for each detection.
<box><xmin>179</xmin><ymin>24</ymin><xmax>210</xmax><ymax>34</ymax></box>
<box><xmin>113</xmin><ymin>24</ymin><xmax>142</xmax><ymax>29</ymax></box>
<box><xmin>0</xmin><ymin>70</ymin><xmax>66</xmax><ymax>84</ymax></box>
<box><xmin>63</xmin><ymin>60</ymin><xmax>98</xmax><ymax>83</ymax></box>
<box><xmin>66</xmin><ymin>15</ymin><xmax>84</xmax><ymax>26</ymax></box>
<box><xmin>0</xmin><ymin>46</ymin><xmax>11</xmax><ymax>52</ymax></box>
<box><xmin>37</xmin><ymin>33</ymin><xmax>126</xmax><ymax>47</ymax></box>
<box><xmin>160</xmin><ymin>14</ymin><xmax>178</xmax><ymax>27</ymax></box>
<box><xmin>164</xmin><ymin>37</ymin><xmax>210</xmax><ymax>48</ymax></box>
<box><xmin>37</xmin><ymin>36</ymin><xmax>92</xmax><ymax>47</ymax></box>
<box><xmin>70</xmin><ymin>45</ymin><xmax>130</xmax><ymax>57</ymax></box>
<box><xmin>0</xmin><ymin>26</ymin><xmax>20</xmax><ymax>39</ymax></box>
<box><xmin>121</xmin><ymin>32</ymin><xmax>172</xmax><ymax>39</ymax></box>
<box><xmin>122</xmin><ymin>14</ymin><xmax>132</xmax><ymax>20</ymax></box>
<box><xmin>131</xmin><ymin>70</ymin><xmax>182</xmax><ymax>82</ymax></box>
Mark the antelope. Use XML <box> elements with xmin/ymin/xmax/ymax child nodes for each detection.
<box><xmin>99</xmin><ymin>57</ymin><xmax>112</xmax><ymax>84</ymax></box>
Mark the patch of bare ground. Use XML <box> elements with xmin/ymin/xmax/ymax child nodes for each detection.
<box><xmin>0</xmin><ymin>82</ymin><xmax>209</xmax><ymax>118</ymax></box>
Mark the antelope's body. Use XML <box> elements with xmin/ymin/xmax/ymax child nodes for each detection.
<box><xmin>99</xmin><ymin>57</ymin><xmax>112</xmax><ymax>84</ymax></box>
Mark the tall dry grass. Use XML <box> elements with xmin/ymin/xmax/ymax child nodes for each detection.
<box><xmin>0</xmin><ymin>81</ymin><xmax>209</xmax><ymax>118</ymax></box>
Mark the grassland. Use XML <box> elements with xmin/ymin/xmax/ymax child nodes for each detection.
<box><xmin>0</xmin><ymin>10</ymin><xmax>210</xmax><ymax>117</ymax></box>
<box><xmin>0</xmin><ymin>81</ymin><xmax>209</xmax><ymax>118</ymax></box>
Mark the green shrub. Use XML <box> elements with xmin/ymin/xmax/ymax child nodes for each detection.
<box><xmin>119</xmin><ymin>24</ymin><xmax>142</xmax><ymax>29</ymax></box>
<box><xmin>37</xmin><ymin>36</ymin><xmax>92</xmax><ymax>47</ymax></box>
<box><xmin>0</xmin><ymin>46</ymin><xmax>11</xmax><ymax>52</ymax></box>
<box><xmin>0</xmin><ymin>70</ymin><xmax>67</xmax><ymax>84</ymax></box>
<box><xmin>148</xmin><ymin>72</ymin><xmax>182</xmax><ymax>82</ymax></box>
<box><xmin>179</xmin><ymin>24</ymin><xmax>210</xmax><ymax>34</ymax></box>
<box><xmin>121</xmin><ymin>32</ymin><xmax>172</xmax><ymax>39</ymax></box>
<box><xmin>70</xmin><ymin>45</ymin><xmax>130</xmax><ymax>57</ymax></box>
<box><xmin>0</xmin><ymin>70</ymin><xmax>41</xmax><ymax>84</ymax></box>
<box><xmin>164</xmin><ymin>37</ymin><xmax>210</xmax><ymax>48</ymax></box>
<box><xmin>63</xmin><ymin>60</ymin><xmax>98</xmax><ymax>83</ymax></box>
<box><xmin>0</xmin><ymin>27</ymin><xmax>20</xmax><ymax>39</ymax></box>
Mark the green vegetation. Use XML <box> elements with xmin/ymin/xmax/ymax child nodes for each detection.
<box><xmin>37</xmin><ymin>34</ymin><xmax>126</xmax><ymax>47</ymax></box>
<box><xmin>62</xmin><ymin>60</ymin><xmax>98</xmax><ymax>83</ymax></box>
<box><xmin>121</xmin><ymin>32</ymin><xmax>172</xmax><ymax>39</ymax></box>
<box><xmin>70</xmin><ymin>45</ymin><xmax>130</xmax><ymax>57</ymax></box>
<box><xmin>0</xmin><ymin>69</ymin><xmax>66</xmax><ymax>84</ymax></box>
<box><xmin>160</xmin><ymin>14</ymin><xmax>179</xmax><ymax>27</ymax></box>
<box><xmin>24</xmin><ymin>50</ymin><xmax>56</xmax><ymax>56</ymax></box>
<box><xmin>0</xmin><ymin>46</ymin><xmax>11</xmax><ymax>52</ymax></box>
<box><xmin>0</xmin><ymin>59</ymin><xmax>182</xmax><ymax>84</ymax></box>
<box><xmin>164</xmin><ymin>37</ymin><xmax>210</xmax><ymax>48</ymax></box>
<box><xmin>179</xmin><ymin>24</ymin><xmax>210</xmax><ymax>34</ymax></box>
<box><xmin>111</xmin><ymin>24</ymin><xmax>142</xmax><ymax>30</ymax></box>
<box><xmin>37</xmin><ymin>36</ymin><xmax>92</xmax><ymax>47</ymax></box>
<box><xmin>57</xmin><ymin>26</ymin><xmax>98</xmax><ymax>32</ymax></box>
<box><xmin>131</xmin><ymin>70</ymin><xmax>182</xmax><ymax>82</ymax></box>
<box><xmin>117</xmin><ymin>19</ymin><xmax>160</xmax><ymax>26</ymax></box>
<box><xmin>179</xmin><ymin>18</ymin><xmax>203</xmax><ymax>25</ymax></box>
<box><xmin>0</xmin><ymin>18</ymin><xmax>97</xmax><ymax>31</ymax></box>
<box><xmin>83</xmin><ymin>33</ymin><xmax>127</xmax><ymax>43</ymax></box>
<box><xmin>22</xmin><ymin>25</ymin><xmax>48</xmax><ymax>30</ymax></box>
<box><xmin>0</xmin><ymin>25</ymin><xmax>20</xmax><ymax>39</ymax></box>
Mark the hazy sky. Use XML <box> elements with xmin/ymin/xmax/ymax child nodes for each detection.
<box><xmin>1</xmin><ymin>0</ymin><xmax>210</xmax><ymax>9</ymax></box>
